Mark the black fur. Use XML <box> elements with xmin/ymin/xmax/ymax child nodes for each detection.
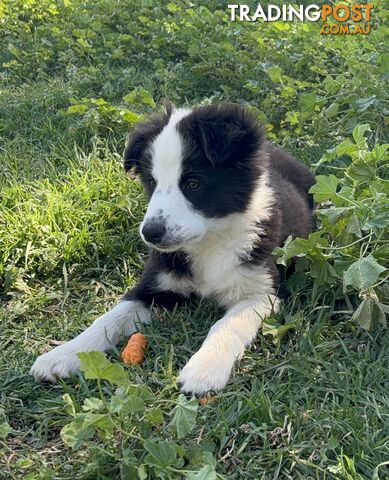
<box><xmin>124</xmin><ymin>104</ymin><xmax>172</xmax><ymax>198</ymax></box>
<box><xmin>123</xmin><ymin>250</ymin><xmax>192</xmax><ymax>308</ymax></box>
<box><xmin>177</xmin><ymin>104</ymin><xmax>265</xmax><ymax>217</ymax></box>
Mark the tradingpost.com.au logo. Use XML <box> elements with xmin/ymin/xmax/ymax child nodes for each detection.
<box><xmin>228</xmin><ymin>3</ymin><xmax>375</xmax><ymax>35</ymax></box>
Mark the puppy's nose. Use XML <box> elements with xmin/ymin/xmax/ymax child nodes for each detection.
<box><xmin>142</xmin><ymin>222</ymin><xmax>166</xmax><ymax>244</ymax></box>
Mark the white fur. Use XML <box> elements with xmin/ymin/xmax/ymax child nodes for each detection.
<box><xmin>30</xmin><ymin>301</ymin><xmax>150</xmax><ymax>382</ymax></box>
<box><xmin>179</xmin><ymin>294</ymin><xmax>279</xmax><ymax>394</ymax></box>
<box><xmin>157</xmin><ymin>271</ymin><xmax>193</xmax><ymax>298</ymax></box>
<box><xmin>140</xmin><ymin>108</ymin><xmax>210</xmax><ymax>251</ymax></box>
<box><xmin>151</xmin><ymin>108</ymin><xmax>191</xmax><ymax>185</ymax></box>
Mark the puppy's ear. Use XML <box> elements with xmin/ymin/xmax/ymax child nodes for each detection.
<box><xmin>123</xmin><ymin>104</ymin><xmax>173</xmax><ymax>174</ymax></box>
<box><xmin>198</xmin><ymin>120</ymin><xmax>247</xmax><ymax>167</ymax></box>
<box><xmin>195</xmin><ymin>104</ymin><xmax>262</xmax><ymax>167</ymax></box>
<box><xmin>124</xmin><ymin>132</ymin><xmax>142</xmax><ymax>174</ymax></box>
<box><xmin>123</xmin><ymin>128</ymin><xmax>149</xmax><ymax>174</ymax></box>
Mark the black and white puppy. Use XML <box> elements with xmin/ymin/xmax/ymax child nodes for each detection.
<box><xmin>31</xmin><ymin>103</ymin><xmax>315</xmax><ymax>396</ymax></box>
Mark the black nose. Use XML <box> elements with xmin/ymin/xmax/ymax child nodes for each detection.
<box><xmin>142</xmin><ymin>222</ymin><xmax>166</xmax><ymax>244</ymax></box>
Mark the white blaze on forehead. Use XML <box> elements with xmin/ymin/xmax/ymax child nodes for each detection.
<box><xmin>150</xmin><ymin>108</ymin><xmax>192</xmax><ymax>187</ymax></box>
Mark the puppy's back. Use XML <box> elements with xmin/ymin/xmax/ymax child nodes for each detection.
<box><xmin>266</xmin><ymin>142</ymin><xmax>315</xmax><ymax>209</ymax></box>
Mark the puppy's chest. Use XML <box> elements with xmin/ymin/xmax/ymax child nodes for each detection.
<box><xmin>191</xmin><ymin>247</ymin><xmax>242</xmax><ymax>297</ymax></box>
<box><xmin>158</xmin><ymin>241</ymin><xmax>272</xmax><ymax>306</ymax></box>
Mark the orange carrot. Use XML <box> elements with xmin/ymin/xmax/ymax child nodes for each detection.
<box><xmin>121</xmin><ymin>333</ymin><xmax>147</xmax><ymax>365</ymax></box>
<box><xmin>199</xmin><ymin>395</ymin><xmax>217</xmax><ymax>405</ymax></box>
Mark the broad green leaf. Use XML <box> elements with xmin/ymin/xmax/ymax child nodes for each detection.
<box><xmin>146</xmin><ymin>407</ymin><xmax>164</xmax><ymax>425</ymax></box>
<box><xmin>125</xmin><ymin>396</ymin><xmax>146</xmax><ymax>414</ymax></box>
<box><xmin>15</xmin><ymin>459</ymin><xmax>34</xmax><ymax>469</ymax></box>
<box><xmin>77</xmin><ymin>38</ymin><xmax>91</xmax><ymax>49</ymax></box>
<box><xmin>144</xmin><ymin>439</ymin><xmax>180</xmax><ymax>468</ymax></box>
<box><xmin>123</xmin><ymin>91</ymin><xmax>137</xmax><ymax>104</ymax></box>
<box><xmin>323</xmin><ymin>75</ymin><xmax>342</xmax><ymax>94</ymax></box>
<box><xmin>343</xmin><ymin>255</ymin><xmax>387</xmax><ymax>291</ymax></box>
<box><xmin>309</xmin><ymin>175</ymin><xmax>339</xmax><ymax>203</ymax></box>
<box><xmin>355</xmin><ymin>96</ymin><xmax>377</xmax><ymax>112</ymax></box>
<box><xmin>323</xmin><ymin>102</ymin><xmax>339</xmax><ymax>119</ymax></box>
<box><xmin>167</xmin><ymin>3</ymin><xmax>181</xmax><ymax>12</ymax></box>
<box><xmin>299</xmin><ymin>92</ymin><xmax>316</xmax><ymax>112</ymax></box>
<box><xmin>91</xmin><ymin>98</ymin><xmax>108</xmax><ymax>106</ymax></box>
<box><xmin>78</xmin><ymin>351</ymin><xmax>112</xmax><ymax>379</ymax></box>
<box><xmin>377</xmin><ymin>52</ymin><xmax>389</xmax><ymax>74</ymax></box>
<box><xmin>186</xmin><ymin>465</ymin><xmax>217</xmax><ymax>480</ymax></box>
<box><xmin>61</xmin><ymin>416</ymin><xmax>94</xmax><ymax>449</ymax></box>
<box><xmin>267</xmin><ymin>66</ymin><xmax>282</xmax><ymax>83</ymax></box>
<box><xmin>82</xmin><ymin>397</ymin><xmax>104</xmax><ymax>412</ymax></box>
<box><xmin>334</xmin><ymin>139</ymin><xmax>359</xmax><ymax>159</ymax></box>
<box><xmin>0</xmin><ymin>422</ymin><xmax>11</xmax><ymax>439</ymax></box>
<box><xmin>138</xmin><ymin>87</ymin><xmax>156</xmax><ymax>107</ymax></box>
<box><xmin>274</xmin><ymin>231</ymin><xmax>327</xmax><ymax>265</ymax></box>
<box><xmin>110</xmin><ymin>393</ymin><xmax>145</xmax><ymax>415</ymax></box>
<box><xmin>281</xmin><ymin>86</ymin><xmax>296</xmax><ymax>98</ymax></box>
<box><xmin>347</xmin><ymin>162</ymin><xmax>374</xmax><ymax>182</ymax></box>
<box><xmin>346</xmin><ymin>214</ymin><xmax>362</xmax><ymax>238</ymax></box>
<box><xmin>121</xmin><ymin>109</ymin><xmax>140</xmax><ymax>124</ymax></box>
<box><xmin>285</xmin><ymin>111</ymin><xmax>299</xmax><ymax>126</ymax></box>
<box><xmin>92</xmin><ymin>413</ymin><xmax>115</xmax><ymax>433</ymax></box>
<box><xmin>368</xmin><ymin>144</ymin><xmax>389</xmax><ymax>163</ymax></box>
<box><xmin>262</xmin><ymin>317</ymin><xmax>298</xmax><ymax>345</ymax></box>
<box><xmin>352</xmin><ymin>297</ymin><xmax>374</xmax><ymax>330</ymax></box>
<box><xmin>352</xmin><ymin>124</ymin><xmax>370</xmax><ymax>147</ymax></box>
<box><xmin>138</xmin><ymin>465</ymin><xmax>148</xmax><ymax>480</ymax></box>
<box><xmin>78</xmin><ymin>351</ymin><xmax>128</xmax><ymax>385</ymax></box>
<box><xmin>170</xmin><ymin>394</ymin><xmax>198</xmax><ymax>439</ymax></box>
<box><xmin>310</xmin><ymin>260</ymin><xmax>338</xmax><ymax>284</ymax></box>
<box><xmin>61</xmin><ymin>412</ymin><xmax>115</xmax><ymax>449</ymax></box>
<box><xmin>66</xmin><ymin>104</ymin><xmax>88</xmax><ymax>114</ymax></box>
<box><xmin>100</xmin><ymin>363</ymin><xmax>128</xmax><ymax>385</ymax></box>
<box><xmin>376</xmin><ymin>302</ymin><xmax>388</xmax><ymax>328</ymax></box>
<box><xmin>126</xmin><ymin>385</ymin><xmax>154</xmax><ymax>402</ymax></box>
<box><xmin>365</xmin><ymin>210</ymin><xmax>389</xmax><ymax>230</ymax></box>
<box><xmin>334</xmin><ymin>186</ymin><xmax>354</xmax><ymax>206</ymax></box>
<box><xmin>0</xmin><ymin>409</ymin><xmax>11</xmax><ymax>440</ymax></box>
<box><xmin>63</xmin><ymin>393</ymin><xmax>76</xmax><ymax>416</ymax></box>
<box><xmin>123</xmin><ymin>88</ymin><xmax>155</xmax><ymax>107</ymax></box>
<box><xmin>319</xmin><ymin>207</ymin><xmax>353</xmax><ymax>224</ymax></box>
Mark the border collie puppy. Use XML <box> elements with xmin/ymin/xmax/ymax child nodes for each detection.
<box><xmin>31</xmin><ymin>103</ymin><xmax>315</xmax><ymax>396</ymax></box>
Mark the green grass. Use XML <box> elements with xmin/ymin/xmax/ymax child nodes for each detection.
<box><xmin>0</xmin><ymin>1</ymin><xmax>388</xmax><ymax>478</ymax></box>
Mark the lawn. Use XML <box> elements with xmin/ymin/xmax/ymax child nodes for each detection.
<box><xmin>0</xmin><ymin>1</ymin><xmax>388</xmax><ymax>479</ymax></box>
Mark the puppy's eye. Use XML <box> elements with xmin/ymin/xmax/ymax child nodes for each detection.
<box><xmin>148</xmin><ymin>176</ymin><xmax>156</xmax><ymax>187</ymax></box>
<box><xmin>186</xmin><ymin>179</ymin><xmax>200</xmax><ymax>190</ymax></box>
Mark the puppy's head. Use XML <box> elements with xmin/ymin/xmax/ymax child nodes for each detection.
<box><xmin>124</xmin><ymin>103</ymin><xmax>264</xmax><ymax>252</ymax></box>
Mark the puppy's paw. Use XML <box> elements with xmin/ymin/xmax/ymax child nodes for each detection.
<box><xmin>30</xmin><ymin>343</ymin><xmax>82</xmax><ymax>382</ymax></box>
<box><xmin>178</xmin><ymin>347</ymin><xmax>235</xmax><ymax>396</ymax></box>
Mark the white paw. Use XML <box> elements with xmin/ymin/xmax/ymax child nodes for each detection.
<box><xmin>178</xmin><ymin>347</ymin><xmax>235</xmax><ymax>396</ymax></box>
<box><xmin>30</xmin><ymin>343</ymin><xmax>82</xmax><ymax>382</ymax></box>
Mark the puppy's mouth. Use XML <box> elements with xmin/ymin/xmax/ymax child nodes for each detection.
<box><xmin>143</xmin><ymin>235</ymin><xmax>201</xmax><ymax>252</ymax></box>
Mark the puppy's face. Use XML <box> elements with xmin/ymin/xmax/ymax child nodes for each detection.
<box><xmin>124</xmin><ymin>104</ymin><xmax>263</xmax><ymax>252</ymax></box>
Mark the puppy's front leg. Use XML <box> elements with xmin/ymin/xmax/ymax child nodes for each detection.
<box><xmin>179</xmin><ymin>294</ymin><xmax>279</xmax><ymax>396</ymax></box>
<box><xmin>30</xmin><ymin>299</ymin><xmax>150</xmax><ymax>382</ymax></box>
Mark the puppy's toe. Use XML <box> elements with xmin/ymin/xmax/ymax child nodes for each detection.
<box><xmin>178</xmin><ymin>347</ymin><xmax>234</xmax><ymax>397</ymax></box>
<box><xmin>30</xmin><ymin>345</ymin><xmax>81</xmax><ymax>382</ymax></box>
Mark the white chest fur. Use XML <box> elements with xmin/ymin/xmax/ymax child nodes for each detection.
<box><xmin>157</xmin><ymin>217</ymin><xmax>274</xmax><ymax>307</ymax></box>
<box><xmin>187</xmin><ymin>223</ymin><xmax>273</xmax><ymax>306</ymax></box>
